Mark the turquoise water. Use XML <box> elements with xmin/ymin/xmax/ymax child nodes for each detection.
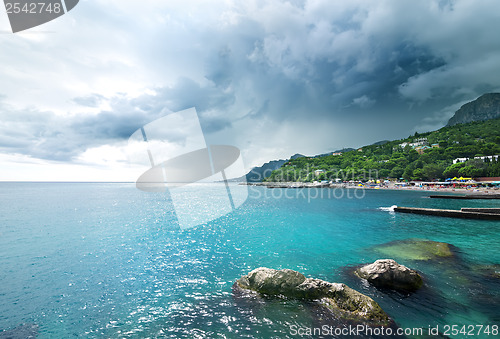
<box><xmin>0</xmin><ymin>183</ymin><xmax>499</xmax><ymax>338</ymax></box>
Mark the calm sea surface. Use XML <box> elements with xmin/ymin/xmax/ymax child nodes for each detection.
<box><xmin>0</xmin><ymin>183</ymin><xmax>499</xmax><ymax>338</ymax></box>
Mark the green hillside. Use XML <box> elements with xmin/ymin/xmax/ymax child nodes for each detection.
<box><xmin>265</xmin><ymin>117</ymin><xmax>500</xmax><ymax>182</ymax></box>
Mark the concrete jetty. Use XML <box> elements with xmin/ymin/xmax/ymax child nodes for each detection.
<box><xmin>429</xmin><ymin>194</ymin><xmax>500</xmax><ymax>199</ymax></box>
<box><xmin>460</xmin><ymin>208</ymin><xmax>500</xmax><ymax>214</ymax></box>
<box><xmin>394</xmin><ymin>206</ymin><xmax>500</xmax><ymax>220</ymax></box>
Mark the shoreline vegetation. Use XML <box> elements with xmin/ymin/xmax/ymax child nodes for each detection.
<box><xmin>256</xmin><ymin>116</ymin><xmax>500</xmax><ymax>184</ymax></box>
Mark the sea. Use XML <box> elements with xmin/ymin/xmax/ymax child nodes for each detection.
<box><xmin>0</xmin><ymin>182</ymin><xmax>499</xmax><ymax>338</ymax></box>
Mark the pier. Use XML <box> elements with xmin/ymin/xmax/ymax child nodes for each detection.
<box><xmin>429</xmin><ymin>194</ymin><xmax>500</xmax><ymax>199</ymax></box>
<box><xmin>461</xmin><ymin>208</ymin><xmax>500</xmax><ymax>214</ymax></box>
<box><xmin>394</xmin><ymin>206</ymin><xmax>500</xmax><ymax>220</ymax></box>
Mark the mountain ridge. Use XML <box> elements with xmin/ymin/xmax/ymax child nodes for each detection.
<box><xmin>447</xmin><ymin>93</ymin><xmax>500</xmax><ymax>126</ymax></box>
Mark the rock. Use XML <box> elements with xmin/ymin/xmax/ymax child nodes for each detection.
<box><xmin>0</xmin><ymin>324</ymin><xmax>38</xmax><ymax>339</ymax></box>
<box><xmin>373</xmin><ymin>239</ymin><xmax>455</xmax><ymax>261</ymax></box>
<box><xmin>447</xmin><ymin>93</ymin><xmax>500</xmax><ymax>126</ymax></box>
<box><xmin>471</xmin><ymin>263</ymin><xmax>500</xmax><ymax>280</ymax></box>
<box><xmin>356</xmin><ymin>259</ymin><xmax>423</xmax><ymax>292</ymax></box>
<box><xmin>235</xmin><ymin>267</ymin><xmax>390</xmax><ymax>325</ymax></box>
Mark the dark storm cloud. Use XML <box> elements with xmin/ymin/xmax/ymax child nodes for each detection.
<box><xmin>0</xmin><ymin>95</ymin><xmax>162</xmax><ymax>161</ymax></box>
<box><xmin>0</xmin><ymin>87</ymin><xmax>233</xmax><ymax>161</ymax></box>
<box><xmin>0</xmin><ymin>103</ymin><xmax>78</xmax><ymax>161</ymax></box>
<box><xmin>156</xmin><ymin>78</ymin><xmax>236</xmax><ymax>116</ymax></box>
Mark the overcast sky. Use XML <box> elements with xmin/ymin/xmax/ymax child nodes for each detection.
<box><xmin>1</xmin><ymin>0</ymin><xmax>500</xmax><ymax>181</ymax></box>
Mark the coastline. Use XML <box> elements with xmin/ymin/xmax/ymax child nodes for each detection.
<box><xmin>241</xmin><ymin>181</ymin><xmax>500</xmax><ymax>195</ymax></box>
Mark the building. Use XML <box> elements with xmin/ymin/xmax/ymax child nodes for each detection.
<box><xmin>475</xmin><ymin>155</ymin><xmax>499</xmax><ymax>162</ymax></box>
<box><xmin>409</xmin><ymin>141</ymin><xmax>428</xmax><ymax>148</ymax></box>
<box><xmin>431</xmin><ymin>143</ymin><xmax>440</xmax><ymax>148</ymax></box>
<box><xmin>415</xmin><ymin>145</ymin><xmax>431</xmax><ymax>155</ymax></box>
<box><xmin>453</xmin><ymin>157</ymin><xmax>469</xmax><ymax>164</ymax></box>
<box><xmin>314</xmin><ymin>169</ymin><xmax>325</xmax><ymax>176</ymax></box>
<box><xmin>397</xmin><ymin>138</ymin><xmax>429</xmax><ymax>150</ymax></box>
<box><xmin>453</xmin><ymin>155</ymin><xmax>499</xmax><ymax>164</ymax></box>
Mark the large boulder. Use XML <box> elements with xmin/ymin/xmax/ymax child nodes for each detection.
<box><xmin>235</xmin><ymin>267</ymin><xmax>390</xmax><ymax>325</ymax></box>
<box><xmin>356</xmin><ymin>259</ymin><xmax>423</xmax><ymax>292</ymax></box>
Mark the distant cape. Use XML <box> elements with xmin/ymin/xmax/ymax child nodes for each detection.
<box><xmin>241</xmin><ymin>149</ymin><xmax>355</xmax><ymax>182</ymax></box>
<box><xmin>242</xmin><ymin>153</ymin><xmax>304</xmax><ymax>183</ymax></box>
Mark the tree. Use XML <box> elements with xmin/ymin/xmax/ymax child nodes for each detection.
<box><xmin>422</xmin><ymin>164</ymin><xmax>442</xmax><ymax>180</ymax></box>
<box><xmin>458</xmin><ymin>166</ymin><xmax>483</xmax><ymax>178</ymax></box>
<box><xmin>378</xmin><ymin>169</ymin><xmax>390</xmax><ymax>178</ymax></box>
<box><xmin>389</xmin><ymin>166</ymin><xmax>404</xmax><ymax>179</ymax></box>
<box><xmin>402</xmin><ymin>167</ymin><xmax>413</xmax><ymax>181</ymax></box>
<box><xmin>412</xmin><ymin>168</ymin><xmax>424</xmax><ymax>180</ymax></box>
<box><xmin>443</xmin><ymin>162</ymin><xmax>466</xmax><ymax>178</ymax></box>
<box><xmin>407</xmin><ymin>149</ymin><xmax>419</xmax><ymax>162</ymax></box>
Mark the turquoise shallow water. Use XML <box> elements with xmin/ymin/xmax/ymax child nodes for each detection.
<box><xmin>0</xmin><ymin>183</ymin><xmax>499</xmax><ymax>338</ymax></box>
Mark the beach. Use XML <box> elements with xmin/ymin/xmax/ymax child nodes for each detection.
<box><xmin>243</xmin><ymin>181</ymin><xmax>500</xmax><ymax>195</ymax></box>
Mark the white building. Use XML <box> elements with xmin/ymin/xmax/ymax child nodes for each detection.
<box><xmin>453</xmin><ymin>157</ymin><xmax>469</xmax><ymax>164</ymax></box>
<box><xmin>474</xmin><ymin>155</ymin><xmax>499</xmax><ymax>162</ymax></box>
<box><xmin>453</xmin><ymin>155</ymin><xmax>499</xmax><ymax>164</ymax></box>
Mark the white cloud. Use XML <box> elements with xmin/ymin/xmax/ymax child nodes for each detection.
<box><xmin>352</xmin><ymin>95</ymin><xmax>376</xmax><ymax>108</ymax></box>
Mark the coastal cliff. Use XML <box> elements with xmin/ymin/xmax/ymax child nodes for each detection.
<box><xmin>447</xmin><ymin>93</ymin><xmax>500</xmax><ymax>126</ymax></box>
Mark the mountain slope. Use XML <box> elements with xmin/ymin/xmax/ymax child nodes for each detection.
<box><xmin>265</xmin><ymin>117</ymin><xmax>500</xmax><ymax>182</ymax></box>
<box><xmin>447</xmin><ymin>93</ymin><xmax>500</xmax><ymax>126</ymax></box>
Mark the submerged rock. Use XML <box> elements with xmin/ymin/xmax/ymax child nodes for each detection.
<box><xmin>0</xmin><ymin>324</ymin><xmax>38</xmax><ymax>339</ymax></box>
<box><xmin>235</xmin><ymin>267</ymin><xmax>390</xmax><ymax>325</ymax></box>
<box><xmin>482</xmin><ymin>264</ymin><xmax>500</xmax><ymax>279</ymax></box>
<box><xmin>373</xmin><ymin>239</ymin><xmax>455</xmax><ymax>261</ymax></box>
<box><xmin>474</xmin><ymin>264</ymin><xmax>500</xmax><ymax>280</ymax></box>
<box><xmin>356</xmin><ymin>259</ymin><xmax>423</xmax><ymax>292</ymax></box>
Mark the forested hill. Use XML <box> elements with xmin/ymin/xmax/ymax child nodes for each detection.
<box><xmin>265</xmin><ymin>117</ymin><xmax>500</xmax><ymax>182</ymax></box>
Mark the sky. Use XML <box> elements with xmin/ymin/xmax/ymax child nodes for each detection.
<box><xmin>1</xmin><ymin>0</ymin><xmax>500</xmax><ymax>181</ymax></box>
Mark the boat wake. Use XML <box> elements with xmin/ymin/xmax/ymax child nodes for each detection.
<box><xmin>378</xmin><ymin>205</ymin><xmax>397</xmax><ymax>212</ymax></box>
